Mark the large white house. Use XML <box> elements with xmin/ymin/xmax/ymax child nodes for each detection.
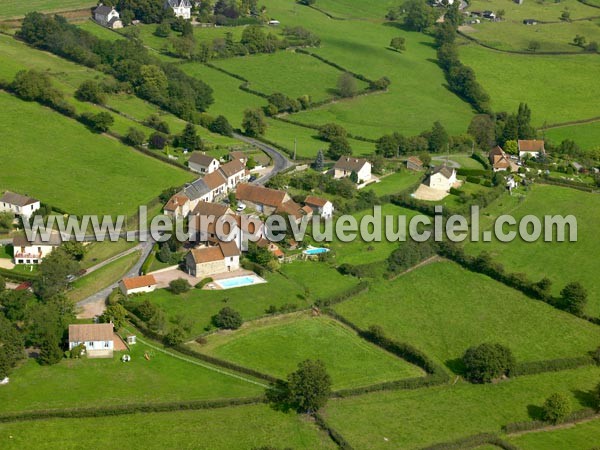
<box><xmin>12</xmin><ymin>233</ymin><xmax>61</xmax><ymax>264</ymax></box>
<box><xmin>68</xmin><ymin>323</ymin><xmax>114</xmax><ymax>358</ymax></box>
<box><xmin>219</xmin><ymin>160</ymin><xmax>249</xmax><ymax>190</ymax></box>
<box><xmin>119</xmin><ymin>275</ymin><xmax>157</xmax><ymax>296</ymax></box>
<box><xmin>185</xmin><ymin>242</ymin><xmax>240</xmax><ymax>278</ymax></box>
<box><xmin>94</xmin><ymin>4</ymin><xmax>123</xmax><ymax>29</ymax></box>
<box><xmin>0</xmin><ymin>191</ymin><xmax>40</xmax><ymax>219</ymax></box>
<box><xmin>332</xmin><ymin>157</ymin><xmax>372</xmax><ymax>183</ymax></box>
<box><xmin>425</xmin><ymin>165</ymin><xmax>457</xmax><ymax>191</ymax></box>
<box><xmin>165</xmin><ymin>0</ymin><xmax>192</xmax><ymax>19</ymax></box>
<box><xmin>188</xmin><ymin>153</ymin><xmax>220</xmax><ymax>174</ymax></box>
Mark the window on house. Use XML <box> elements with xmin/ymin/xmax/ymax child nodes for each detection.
<box><xmin>104</xmin><ymin>341</ymin><xmax>110</xmax><ymax>348</ymax></box>
<box><xmin>87</xmin><ymin>342</ymin><xmax>94</xmax><ymax>348</ymax></box>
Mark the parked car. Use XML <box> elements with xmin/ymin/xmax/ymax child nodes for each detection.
<box><xmin>236</xmin><ymin>203</ymin><xmax>247</xmax><ymax>212</ymax></box>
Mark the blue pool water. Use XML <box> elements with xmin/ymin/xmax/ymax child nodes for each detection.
<box><xmin>216</xmin><ymin>276</ymin><xmax>259</xmax><ymax>289</ymax></box>
<box><xmin>303</xmin><ymin>247</ymin><xmax>330</xmax><ymax>255</ymax></box>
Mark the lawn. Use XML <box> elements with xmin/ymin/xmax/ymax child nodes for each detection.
<box><xmin>334</xmin><ymin>261</ymin><xmax>600</xmax><ymax>368</ymax></box>
<box><xmin>469</xmin><ymin>0</ymin><xmax>600</xmax><ymax>22</ymax></box>
<box><xmin>311</xmin><ymin>0</ymin><xmax>397</xmax><ymax>19</ymax></box>
<box><xmin>545</xmin><ymin>120</ymin><xmax>600</xmax><ymax>151</ymax></box>
<box><xmin>213</xmin><ymin>51</ymin><xmax>368</xmax><ymax>102</ymax></box>
<box><xmin>460</xmin><ymin>42</ymin><xmax>600</xmax><ymax>126</ymax></box>
<box><xmin>508</xmin><ymin>417</ymin><xmax>600</xmax><ymax>449</ymax></box>
<box><xmin>467</xmin><ymin>184</ymin><xmax>600</xmax><ymax>317</ymax></box>
<box><xmin>0</xmin><ymin>91</ymin><xmax>193</xmax><ymax>216</ymax></box>
<box><xmin>196</xmin><ymin>313</ymin><xmax>423</xmax><ymax>389</ymax></box>
<box><xmin>131</xmin><ymin>262</ymin><xmax>353</xmax><ymax>337</ymax></box>
<box><xmin>450</xmin><ymin>154</ymin><xmax>487</xmax><ymax>169</ymax></box>
<box><xmin>79</xmin><ymin>240</ymin><xmax>137</xmax><ymax>270</ymax></box>
<box><xmin>0</xmin><ymin>342</ymin><xmax>262</xmax><ymax>414</ymax></box>
<box><xmin>0</xmin><ymin>0</ymin><xmax>95</xmax><ymax>19</ymax></box>
<box><xmin>364</xmin><ymin>170</ymin><xmax>422</xmax><ymax>196</ymax></box>
<box><xmin>322</xmin><ymin>366</ymin><xmax>600</xmax><ymax>450</ymax></box>
<box><xmin>68</xmin><ymin>251</ymin><xmax>140</xmax><ymax>303</ymax></box>
<box><xmin>0</xmin><ymin>404</ymin><xmax>336</xmax><ymax>450</ymax></box>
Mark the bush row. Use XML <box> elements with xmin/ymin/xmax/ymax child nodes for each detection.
<box><xmin>140</xmin><ymin>244</ymin><xmax>159</xmax><ymax>275</ymax></box>
<box><xmin>538</xmin><ymin>176</ymin><xmax>597</xmax><ymax>193</ymax></box>
<box><xmin>314</xmin><ymin>281</ymin><xmax>370</xmax><ymax>307</ymax></box>
<box><xmin>312</xmin><ymin>413</ymin><xmax>355</xmax><ymax>450</ymax></box>
<box><xmin>0</xmin><ymin>397</ymin><xmax>264</xmax><ymax>423</ymax></box>
<box><xmin>512</xmin><ymin>355</ymin><xmax>594</xmax><ymax>377</ymax></box>
<box><xmin>456</xmin><ymin>168</ymin><xmax>491</xmax><ymax>178</ymax></box>
<box><xmin>422</xmin><ymin>433</ymin><xmax>518</xmax><ymax>450</ymax></box>
<box><xmin>332</xmin><ymin>372</ymin><xmax>449</xmax><ymax>398</ymax></box>
<box><xmin>0</xmin><ymin>267</ymin><xmax>38</xmax><ymax>283</ymax></box>
<box><xmin>502</xmin><ymin>408</ymin><xmax>598</xmax><ymax>433</ymax></box>
<box><xmin>471</xmin><ymin>152</ymin><xmax>491</xmax><ymax>170</ymax></box>
<box><xmin>294</xmin><ymin>48</ymin><xmax>376</xmax><ymax>86</ymax></box>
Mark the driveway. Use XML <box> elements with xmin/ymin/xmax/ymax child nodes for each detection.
<box><xmin>149</xmin><ymin>268</ymin><xmax>198</xmax><ymax>289</ymax></box>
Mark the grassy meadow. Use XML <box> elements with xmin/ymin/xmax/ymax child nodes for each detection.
<box><xmin>0</xmin><ymin>405</ymin><xmax>336</xmax><ymax>450</ymax></box>
<box><xmin>196</xmin><ymin>314</ymin><xmax>423</xmax><ymax>389</ymax></box>
<box><xmin>364</xmin><ymin>169</ymin><xmax>422</xmax><ymax>196</ymax></box>
<box><xmin>322</xmin><ymin>366</ymin><xmax>600</xmax><ymax>450</ymax></box>
<box><xmin>508</xmin><ymin>417</ymin><xmax>600</xmax><ymax>449</ymax></box>
<box><xmin>0</xmin><ymin>0</ymin><xmax>94</xmax><ymax>19</ymax></box>
<box><xmin>545</xmin><ymin>120</ymin><xmax>600</xmax><ymax>150</ymax></box>
<box><xmin>335</xmin><ymin>261</ymin><xmax>600</xmax><ymax>368</ymax></box>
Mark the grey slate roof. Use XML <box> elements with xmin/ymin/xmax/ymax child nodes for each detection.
<box><xmin>431</xmin><ymin>165</ymin><xmax>454</xmax><ymax>179</ymax></box>
<box><xmin>183</xmin><ymin>179</ymin><xmax>210</xmax><ymax>201</ymax></box>
<box><xmin>94</xmin><ymin>5</ymin><xmax>113</xmax><ymax>16</ymax></box>
<box><xmin>0</xmin><ymin>191</ymin><xmax>38</xmax><ymax>207</ymax></box>
<box><xmin>165</xmin><ymin>0</ymin><xmax>192</xmax><ymax>8</ymax></box>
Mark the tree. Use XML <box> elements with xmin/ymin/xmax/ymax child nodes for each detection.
<box><xmin>242</xmin><ymin>108</ymin><xmax>267</xmax><ymax>137</ymax></box>
<box><xmin>154</xmin><ymin>22</ymin><xmax>171</xmax><ymax>37</ymax></box>
<box><xmin>326</xmin><ymin>137</ymin><xmax>352</xmax><ymax>160</ymax></box>
<box><xmin>585</xmin><ymin>41</ymin><xmax>599</xmax><ymax>53</ymax></box>
<box><xmin>504</xmin><ymin>140</ymin><xmax>518</xmax><ymax>155</ymax></box>
<box><xmin>125</xmin><ymin>127</ymin><xmax>146</xmax><ymax>146</ymax></box>
<box><xmin>560</xmin><ymin>282</ymin><xmax>588</xmax><ymax>316</ymax></box>
<box><xmin>149</xmin><ymin>132</ymin><xmax>169</xmax><ymax>150</ymax></box>
<box><xmin>176</xmin><ymin>123</ymin><xmax>202</xmax><ymax>150</ymax></box>
<box><xmin>376</xmin><ymin>134</ymin><xmax>400</xmax><ymax>158</ymax></box>
<box><xmin>169</xmin><ymin>278</ymin><xmax>191</xmax><ymax>295</ymax></box>
<box><xmin>402</xmin><ymin>0</ymin><xmax>438</xmax><ymax>31</ymax></box>
<box><xmin>313</xmin><ymin>149</ymin><xmax>324</xmax><ymax>171</ymax></box>
<box><xmin>318</xmin><ymin>123</ymin><xmax>347</xmax><ymax>142</ymax></box>
<box><xmin>35</xmin><ymin>248</ymin><xmax>79</xmax><ymax>300</ymax></box>
<box><xmin>209</xmin><ymin>115</ymin><xmax>233</xmax><ymax>137</ymax></box>
<box><xmin>463</xmin><ymin>343</ymin><xmax>515</xmax><ymax>383</ymax></box>
<box><xmin>213</xmin><ymin>307</ymin><xmax>243</xmax><ymax>329</ymax></box>
<box><xmin>560</xmin><ymin>9</ymin><xmax>571</xmax><ymax>22</ymax></box>
<box><xmin>169</xmin><ymin>35</ymin><xmax>197</xmax><ymax>59</ymax></box>
<box><xmin>62</xmin><ymin>241</ymin><xmax>86</xmax><ymax>261</ymax></box>
<box><xmin>594</xmin><ymin>381</ymin><xmax>600</xmax><ymax>410</ymax></box>
<box><xmin>349</xmin><ymin>170</ymin><xmax>359</xmax><ymax>183</ymax></box>
<box><xmin>299</xmin><ymin>0</ymin><xmax>316</xmax><ymax>4</ymax></box>
<box><xmin>157</xmin><ymin>242</ymin><xmax>172</xmax><ymax>263</ymax></box>
<box><xmin>390</xmin><ymin>36</ymin><xmax>405</xmax><ymax>52</ymax></box>
<box><xmin>542</xmin><ymin>393</ymin><xmax>571</xmax><ymax>424</ymax></box>
<box><xmin>467</xmin><ymin>114</ymin><xmax>495</xmax><ymax>150</ymax></box>
<box><xmin>145</xmin><ymin>114</ymin><xmax>171</xmax><ymax>134</ymax></box>
<box><xmin>444</xmin><ymin>1</ymin><xmax>463</xmax><ymax>28</ymax></box>
<box><xmin>75</xmin><ymin>80</ymin><xmax>106</xmax><ymax>104</ymax></box>
<box><xmin>516</xmin><ymin>103</ymin><xmax>534</xmax><ymax>139</ymax></box>
<box><xmin>573</xmin><ymin>34</ymin><xmax>586</xmax><ymax>48</ymax></box>
<box><xmin>419</xmin><ymin>151</ymin><xmax>431</xmax><ymax>167</ymax></box>
<box><xmin>428</xmin><ymin>121</ymin><xmax>449</xmax><ymax>153</ymax></box>
<box><xmin>38</xmin><ymin>331</ymin><xmax>63</xmax><ymax>365</ymax></box>
<box><xmin>99</xmin><ymin>303</ymin><xmax>127</xmax><ymax>330</ymax></box>
<box><xmin>0</xmin><ymin>212</ymin><xmax>14</xmax><ymax>231</ymax></box>
<box><xmin>528</xmin><ymin>40</ymin><xmax>541</xmax><ymax>52</ymax></box>
<box><xmin>0</xmin><ymin>314</ymin><xmax>24</xmax><ymax>379</ymax></box>
<box><xmin>286</xmin><ymin>359</ymin><xmax>332</xmax><ymax>413</ymax></box>
<box><xmin>336</xmin><ymin>72</ymin><xmax>357</xmax><ymax>98</ymax></box>
<box><xmin>0</xmin><ymin>275</ymin><xmax>5</xmax><ymax>293</ymax></box>
<box><xmin>80</xmin><ymin>112</ymin><xmax>114</xmax><ymax>133</ymax></box>
<box><xmin>164</xmin><ymin>326</ymin><xmax>185</xmax><ymax>346</ymax></box>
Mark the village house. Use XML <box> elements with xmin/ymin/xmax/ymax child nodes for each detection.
<box><xmin>518</xmin><ymin>140</ymin><xmax>545</xmax><ymax>159</ymax></box>
<box><xmin>332</xmin><ymin>157</ymin><xmax>372</xmax><ymax>183</ymax></box>
<box><xmin>119</xmin><ymin>275</ymin><xmax>157</xmax><ymax>296</ymax></box>
<box><xmin>93</xmin><ymin>4</ymin><xmax>123</xmax><ymax>29</ymax></box>
<box><xmin>188</xmin><ymin>153</ymin><xmax>220</xmax><ymax>174</ymax></box>
<box><xmin>163</xmin><ymin>193</ymin><xmax>191</xmax><ymax>218</ymax></box>
<box><xmin>219</xmin><ymin>160</ymin><xmax>249</xmax><ymax>190</ymax></box>
<box><xmin>68</xmin><ymin>323</ymin><xmax>114</xmax><ymax>358</ymax></box>
<box><xmin>489</xmin><ymin>146</ymin><xmax>518</xmax><ymax>172</ymax></box>
<box><xmin>0</xmin><ymin>191</ymin><xmax>40</xmax><ymax>219</ymax></box>
<box><xmin>229</xmin><ymin>151</ymin><xmax>249</xmax><ymax>165</ymax></box>
<box><xmin>235</xmin><ymin>184</ymin><xmax>290</xmax><ymax>215</ymax></box>
<box><xmin>185</xmin><ymin>241</ymin><xmax>240</xmax><ymax>278</ymax></box>
<box><xmin>304</xmin><ymin>196</ymin><xmax>334</xmax><ymax>219</ymax></box>
<box><xmin>424</xmin><ymin>165</ymin><xmax>457</xmax><ymax>191</ymax></box>
<box><xmin>164</xmin><ymin>0</ymin><xmax>192</xmax><ymax>19</ymax></box>
<box><xmin>12</xmin><ymin>233</ymin><xmax>61</xmax><ymax>264</ymax></box>
<box><xmin>275</xmin><ymin>199</ymin><xmax>311</xmax><ymax>224</ymax></box>
<box><xmin>406</xmin><ymin>156</ymin><xmax>424</xmax><ymax>171</ymax></box>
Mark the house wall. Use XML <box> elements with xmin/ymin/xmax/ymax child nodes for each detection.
<box><xmin>189</xmin><ymin>160</ymin><xmax>219</xmax><ymax>174</ymax></box>
<box><xmin>357</xmin><ymin>164</ymin><xmax>372</xmax><ymax>182</ymax></box>
<box><xmin>69</xmin><ymin>340</ymin><xmax>114</xmax><ymax>358</ymax></box>
<box><xmin>0</xmin><ymin>201</ymin><xmax>40</xmax><ymax>219</ymax></box>
<box><xmin>428</xmin><ymin>174</ymin><xmax>452</xmax><ymax>191</ymax></box>
<box><xmin>13</xmin><ymin>244</ymin><xmax>55</xmax><ymax>264</ymax></box>
<box><xmin>172</xmin><ymin>6</ymin><xmax>191</xmax><ymax>19</ymax></box>
<box><xmin>119</xmin><ymin>282</ymin><xmax>156</xmax><ymax>296</ymax></box>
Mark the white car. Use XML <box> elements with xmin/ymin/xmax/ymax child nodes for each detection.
<box><xmin>236</xmin><ymin>203</ymin><xmax>247</xmax><ymax>212</ymax></box>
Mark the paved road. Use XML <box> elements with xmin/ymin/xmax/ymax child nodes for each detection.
<box><xmin>233</xmin><ymin>133</ymin><xmax>294</xmax><ymax>185</ymax></box>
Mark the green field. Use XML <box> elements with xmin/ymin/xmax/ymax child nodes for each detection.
<box><xmin>364</xmin><ymin>170</ymin><xmax>422</xmax><ymax>196</ymax></box>
<box><xmin>335</xmin><ymin>261</ymin><xmax>600</xmax><ymax>368</ymax></box>
<box><xmin>80</xmin><ymin>240</ymin><xmax>137</xmax><ymax>269</ymax></box>
<box><xmin>322</xmin><ymin>366</ymin><xmax>600</xmax><ymax>449</ymax></box>
<box><xmin>197</xmin><ymin>314</ymin><xmax>423</xmax><ymax>389</ymax></box>
<box><xmin>0</xmin><ymin>0</ymin><xmax>94</xmax><ymax>19</ymax></box>
<box><xmin>545</xmin><ymin>120</ymin><xmax>600</xmax><ymax>150</ymax></box>
<box><xmin>0</xmin><ymin>92</ymin><xmax>193</xmax><ymax>216</ymax></box>
<box><xmin>508</xmin><ymin>417</ymin><xmax>600</xmax><ymax>449</ymax></box>
<box><xmin>0</xmin><ymin>342</ymin><xmax>262</xmax><ymax>414</ymax></box>
<box><xmin>449</xmin><ymin>154</ymin><xmax>487</xmax><ymax>169</ymax></box>
<box><xmin>460</xmin><ymin>42</ymin><xmax>600</xmax><ymax>126</ymax></box>
<box><xmin>0</xmin><ymin>404</ymin><xmax>336</xmax><ymax>450</ymax></box>
<box><xmin>467</xmin><ymin>184</ymin><xmax>600</xmax><ymax>317</ymax></box>
<box><xmin>311</xmin><ymin>0</ymin><xmax>397</xmax><ymax>19</ymax></box>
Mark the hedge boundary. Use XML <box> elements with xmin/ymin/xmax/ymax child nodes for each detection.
<box><xmin>503</xmin><ymin>408</ymin><xmax>599</xmax><ymax>434</ymax></box>
<box><xmin>313</xmin><ymin>413</ymin><xmax>355</xmax><ymax>450</ymax></box>
<box><xmin>421</xmin><ymin>432</ymin><xmax>518</xmax><ymax>450</ymax></box>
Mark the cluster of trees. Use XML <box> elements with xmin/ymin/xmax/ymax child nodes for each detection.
<box><xmin>212</xmin><ymin>306</ymin><xmax>243</xmax><ymax>329</ymax></box>
<box><xmin>242</xmin><ymin>108</ymin><xmax>267</xmax><ymax>137</ymax></box>
<box><xmin>462</xmin><ymin>343</ymin><xmax>515</xmax><ymax>383</ymax></box>
<box><xmin>573</xmin><ymin>35</ymin><xmax>598</xmax><ymax>53</ymax></box>
<box><xmin>316</xmin><ymin>123</ymin><xmax>353</xmax><ymax>159</ymax></box>
<box><xmin>18</xmin><ymin>13</ymin><xmax>213</xmax><ymax>121</ymax></box>
<box><xmin>387</xmin><ymin>0</ymin><xmax>439</xmax><ymax>31</ymax></box>
<box><xmin>387</xmin><ymin>240</ymin><xmax>436</xmax><ymax>274</ymax></box>
<box><xmin>264</xmin><ymin>92</ymin><xmax>312</xmax><ymax>115</ymax></box>
<box><xmin>375</xmin><ymin>121</ymin><xmax>452</xmax><ymax>158</ymax></box>
<box><xmin>10</xmin><ymin>69</ymin><xmax>75</xmax><ymax>117</ymax></box>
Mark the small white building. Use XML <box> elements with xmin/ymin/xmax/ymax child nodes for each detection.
<box><xmin>119</xmin><ymin>274</ymin><xmax>157</xmax><ymax>296</ymax></box>
<box><xmin>68</xmin><ymin>323</ymin><xmax>114</xmax><ymax>358</ymax></box>
<box><xmin>12</xmin><ymin>233</ymin><xmax>61</xmax><ymax>264</ymax></box>
<box><xmin>185</xmin><ymin>242</ymin><xmax>240</xmax><ymax>278</ymax></box>
<box><xmin>94</xmin><ymin>5</ymin><xmax>123</xmax><ymax>29</ymax></box>
<box><xmin>304</xmin><ymin>196</ymin><xmax>334</xmax><ymax>219</ymax></box>
<box><xmin>332</xmin><ymin>157</ymin><xmax>372</xmax><ymax>183</ymax></box>
<box><xmin>425</xmin><ymin>165</ymin><xmax>457</xmax><ymax>191</ymax></box>
<box><xmin>165</xmin><ymin>0</ymin><xmax>192</xmax><ymax>19</ymax></box>
<box><xmin>0</xmin><ymin>191</ymin><xmax>40</xmax><ymax>219</ymax></box>
<box><xmin>518</xmin><ymin>140</ymin><xmax>545</xmax><ymax>159</ymax></box>
<box><xmin>188</xmin><ymin>153</ymin><xmax>220</xmax><ymax>174</ymax></box>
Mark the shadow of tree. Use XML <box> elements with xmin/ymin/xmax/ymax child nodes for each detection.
<box><xmin>527</xmin><ymin>403</ymin><xmax>545</xmax><ymax>420</ymax></box>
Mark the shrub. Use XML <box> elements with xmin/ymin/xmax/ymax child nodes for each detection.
<box><xmin>195</xmin><ymin>278</ymin><xmax>213</xmax><ymax>289</ymax></box>
<box><xmin>463</xmin><ymin>343</ymin><xmax>515</xmax><ymax>383</ymax></box>
<box><xmin>169</xmin><ymin>278</ymin><xmax>191</xmax><ymax>295</ymax></box>
<box><xmin>542</xmin><ymin>392</ymin><xmax>572</xmax><ymax>424</ymax></box>
<box><xmin>124</xmin><ymin>127</ymin><xmax>145</xmax><ymax>146</ymax></box>
<box><xmin>559</xmin><ymin>282</ymin><xmax>588</xmax><ymax>316</ymax></box>
<box><xmin>75</xmin><ymin>80</ymin><xmax>106</xmax><ymax>104</ymax></box>
<box><xmin>466</xmin><ymin>176</ymin><xmax>481</xmax><ymax>184</ymax></box>
<box><xmin>213</xmin><ymin>307</ymin><xmax>243</xmax><ymax>330</ymax></box>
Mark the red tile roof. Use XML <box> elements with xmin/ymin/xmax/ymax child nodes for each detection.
<box><xmin>236</xmin><ymin>184</ymin><xmax>288</xmax><ymax>208</ymax></box>
<box><xmin>121</xmin><ymin>275</ymin><xmax>157</xmax><ymax>290</ymax></box>
<box><xmin>69</xmin><ymin>323</ymin><xmax>114</xmax><ymax>343</ymax></box>
<box><xmin>518</xmin><ymin>140</ymin><xmax>545</xmax><ymax>152</ymax></box>
<box><xmin>304</xmin><ymin>196</ymin><xmax>329</xmax><ymax>207</ymax></box>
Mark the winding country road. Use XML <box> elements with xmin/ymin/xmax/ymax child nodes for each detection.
<box><xmin>233</xmin><ymin>133</ymin><xmax>294</xmax><ymax>185</ymax></box>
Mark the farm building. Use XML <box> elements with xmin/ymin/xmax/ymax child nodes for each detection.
<box><xmin>68</xmin><ymin>323</ymin><xmax>114</xmax><ymax>358</ymax></box>
<box><xmin>163</xmin><ymin>193</ymin><xmax>191</xmax><ymax>218</ymax></box>
<box><xmin>235</xmin><ymin>184</ymin><xmax>290</xmax><ymax>215</ymax></box>
<box><xmin>93</xmin><ymin>5</ymin><xmax>123</xmax><ymax>29</ymax></box>
<box><xmin>518</xmin><ymin>140</ymin><xmax>545</xmax><ymax>159</ymax></box>
<box><xmin>406</xmin><ymin>156</ymin><xmax>424</xmax><ymax>171</ymax></box>
<box><xmin>185</xmin><ymin>242</ymin><xmax>241</xmax><ymax>278</ymax></box>
<box><xmin>0</xmin><ymin>191</ymin><xmax>40</xmax><ymax>219</ymax></box>
<box><xmin>332</xmin><ymin>157</ymin><xmax>372</xmax><ymax>183</ymax></box>
<box><xmin>120</xmin><ymin>275</ymin><xmax>157</xmax><ymax>296</ymax></box>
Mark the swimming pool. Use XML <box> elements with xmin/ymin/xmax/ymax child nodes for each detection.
<box><xmin>214</xmin><ymin>275</ymin><xmax>266</xmax><ymax>290</ymax></box>
<box><xmin>303</xmin><ymin>247</ymin><xmax>330</xmax><ymax>256</ymax></box>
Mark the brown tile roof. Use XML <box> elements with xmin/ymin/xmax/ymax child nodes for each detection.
<box><xmin>121</xmin><ymin>275</ymin><xmax>157</xmax><ymax>290</ymax></box>
<box><xmin>432</xmin><ymin>165</ymin><xmax>455</xmax><ymax>179</ymax></box>
<box><xmin>164</xmin><ymin>194</ymin><xmax>189</xmax><ymax>212</ymax></box>
<box><xmin>518</xmin><ymin>140</ymin><xmax>545</xmax><ymax>152</ymax></box>
<box><xmin>0</xmin><ymin>191</ymin><xmax>38</xmax><ymax>207</ymax></box>
<box><xmin>301</xmin><ymin>205</ymin><xmax>313</xmax><ymax>215</ymax></box>
<box><xmin>202</xmin><ymin>170</ymin><xmax>227</xmax><ymax>191</ymax></box>
<box><xmin>235</xmin><ymin>184</ymin><xmax>288</xmax><ymax>208</ymax></box>
<box><xmin>189</xmin><ymin>245</ymin><xmax>225</xmax><ymax>264</ymax></box>
<box><xmin>229</xmin><ymin>151</ymin><xmax>248</xmax><ymax>162</ymax></box>
<box><xmin>69</xmin><ymin>323</ymin><xmax>113</xmax><ymax>343</ymax></box>
<box><xmin>304</xmin><ymin>196</ymin><xmax>329</xmax><ymax>207</ymax></box>
<box><xmin>219</xmin><ymin>241</ymin><xmax>240</xmax><ymax>257</ymax></box>
<box><xmin>407</xmin><ymin>156</ymin><xmax>423</xmax><ymax>167</ymax></box>
<box><xmin>234</xmin><ymin>214</ymin><xmax>263</xmax><ymax>234</ymax></box>
<box><xmin>192</xmin><ymin>201</ymin><xmax>231</xmax><ymax>217</ymax></box>
<box><xmin>489</xmin><ymin>146</ymin><xmax>504</xmax><ymax>157</ymax></box>
<box><xmin>188</xmin><ymin>152</ymin><xmax>218</xmax><ymax>167</ymax></box>
<box><xmin>275</xmin><ymin>200</ymin><xmax>305</xmax><ymax>220</ymax></box>
<box><xmin>13</xmin><ymin>232</ymin><xmax>62</xmax><ymax>247</ymax></box>
<box><xmin>333</xmin><ymin>157</ymin><xmax>369</xmax><ymax>172</ymax></box>
<box><xmin>219</xmin><ymin>160</ymin><xmax>246</xmax><ymax>178</ymax></box>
